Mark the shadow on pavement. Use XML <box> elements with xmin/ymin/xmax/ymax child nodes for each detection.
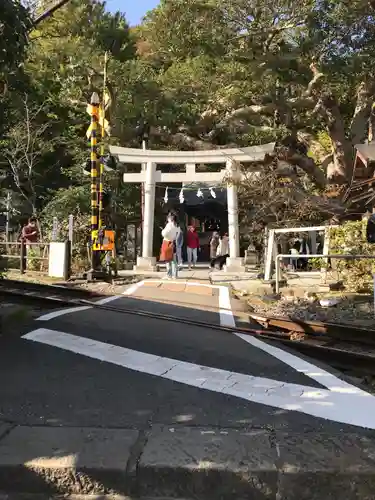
<box><xmin>0</xmin><ymin>285</ymin><xmax>278</xmax><ymax>498</ymax></box>
<box><xmin>1</xmin><ymin>283</ymin><xmax>375</xmax><ymax>498</ymax></box>
<box><xmin>0</xmin><ymin>423</ymin><xmax>278</xmax><ymax>499</ymax></box>
<box><xmin>2</xmin><ymin>423</ymin><xmax>375</xmax><ymax>500</ymax></box>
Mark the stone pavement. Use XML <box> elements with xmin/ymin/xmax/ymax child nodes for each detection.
<box><xmin>118</xmin><ymin>264</ymin><xmax>258</xmax><ymax>285</ymax></box>
<box><xmin>1</xmin><ymin>276</ymin><xmax>375</xmax><ymax>499</ymax></box>
<box><xmin>1</xmin><ymin>424</ymin><xmax>375</xmax><ymax>499</ymax></box>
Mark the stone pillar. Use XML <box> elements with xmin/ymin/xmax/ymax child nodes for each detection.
<box><xmin>224</xmin><ymin>159</ymin><xmax>245</xmax><ymax>272</ymax></box>
<box><xmin>135</xmin><ymin>161</ymin><xmax>157</xmax><ymax>270</ymax></box>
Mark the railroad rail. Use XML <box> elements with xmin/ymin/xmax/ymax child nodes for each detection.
<box><xmin>0</xmin><ymin>278</ymin><xmax>106</xmax><ymax>305</ymax></box>
<box><xmin>249</xmin><ymin>313</ymin><xmax>375</xmax><ymax>345</ymax></box>
<box><xmin>1</xmin><ymin>279</ymin><xmax>375</xmax><ymax>376</ymax></box>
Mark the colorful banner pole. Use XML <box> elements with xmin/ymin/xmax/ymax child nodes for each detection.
<box><xmin>90</xmin><ymin>92</ymin><xmax>100</xmax><ymax>267</ymax></box>
<box><xmin>98</xmin><ymin>51</ymin><xmax>109</xmax><ymax>230</ymax></box>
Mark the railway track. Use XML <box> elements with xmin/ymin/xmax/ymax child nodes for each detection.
<box><xmin>249</xmin><ymin>313</ymin><xmax>375</xmax><ymax>345</ymax></box>
<box><xmin>0</xmin><ymin>278</ymin><xmax>108</xmax><ymax>305</ymax></box>
<box><xmin>1</xmin><ymin>279</ymin><xmax>375</xmax><ymax>376</ymax></box>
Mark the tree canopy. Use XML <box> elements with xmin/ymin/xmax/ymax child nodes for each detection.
<box><xmin>1</xmin><ymin>0</ymin><xmax>375</xmax><ymax>239</ymax></box>
<box><xmin>0</xmin><ymin>0</ymin><xmax>31</xmax><ymax>79</ymax></box>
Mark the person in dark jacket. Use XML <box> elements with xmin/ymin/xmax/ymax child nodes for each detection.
<box><xmin>186</xmin><ymin>225</ymin><xmax>199</xmax><ymax>269</ymax></box>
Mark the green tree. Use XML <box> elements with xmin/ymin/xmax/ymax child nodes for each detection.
<box><xmin>0</xmin><ymin>0</ymin><xmax>31</xmax><ymax>81</ymax></box>
<box><xmin>0</xmin><ymin>0</ymin><xmax>138</xmax><ymax>234</ymax></box>
<box><xmin>0</xmin><ymin>95</ymin><xmax>60</xmax><ymax>215</ymax></box>
<box><xmin>0</xmin><ymin>0</ymin><xmax>32</xmax><ymax>140</ymax></box>
<box><xmin>21</xmin><ymin>0</ymin><xmax>141</xmax><ymax>240</ymax></box>
<box><xmin>137</xmin><ymin>0</ymin><xmax>375</xmax><ymax>187</ymax></box>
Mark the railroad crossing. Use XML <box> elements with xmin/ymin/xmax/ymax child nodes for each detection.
<box><xmin>1</xmin><ymin>274</ymin><xmax>375</xmax><ymax>498</ymax></box>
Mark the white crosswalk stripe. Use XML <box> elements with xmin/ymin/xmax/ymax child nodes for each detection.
<box><xmin>21</xmin><ymin>278</ymin><xmax>375</xmax><ymax>430</ymax></box>
<box><xmin>23</xmin><ymin>327</ymin><xmax>375</xmax><ymax>430</ymax></box>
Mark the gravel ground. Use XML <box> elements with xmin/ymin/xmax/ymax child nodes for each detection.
<box><xmin>4</xmin><ymin>271</ymin><xmax>142</xmax><ymax>296</ymax></box>
<box><xmin>72</xmin><ymin>276</ymin><xmax>143</xmax><ymax>295</ymax></box>
<box><xmin>238</xmin><ymin>292</ymin><xmax>375</xmax><ymax>328</ymax></box>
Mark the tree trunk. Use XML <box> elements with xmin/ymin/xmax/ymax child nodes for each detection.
<box><xmin>278</xmin><ymin>136</ymin><xmax>327</xmax><ymax>189</ymax></box>
<box><xmin>320</xmin><ymin>94</ymin><xmax>353</xmax><ymax>184</ymax></box>
<box><xmin>350</xmin><ymin>80</ymin><xmax>375</xmax><ymax>145</ymax></box>
<box><xmin>288</xmin><ymin>153</ymin><xmax>326</xmax><ymax>189</ymax></box>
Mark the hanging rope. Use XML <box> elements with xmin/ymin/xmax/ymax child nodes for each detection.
<box><xmin>159</xmin><ymin>185</ymin><xmax>219</xmax><ymax>205</ymax></box>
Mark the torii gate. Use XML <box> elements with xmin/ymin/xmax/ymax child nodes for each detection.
<box><xmin>110</xmin><ymin>143</ymin><xmax>275</xmax><ymax>271</ymax></box>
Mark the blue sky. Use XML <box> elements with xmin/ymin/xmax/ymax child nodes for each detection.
<box><xmin>105</xmin><ymin>0</ymin><xmax>160</xmax><ymax>26</ymax></box>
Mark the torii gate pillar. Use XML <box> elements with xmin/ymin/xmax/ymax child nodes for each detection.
<box><xmin>135</xmin><ymin>161</ymin><xmax>157</xmax><ymax>271</ymax></box>
<box><xmin>225</xmin><ymin>159</ymin><xmax>245</xmax><ymax>273</ymax></box>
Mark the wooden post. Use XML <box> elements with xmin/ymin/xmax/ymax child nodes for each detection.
<box><xmin>63</xmin><ymin>241</ymin><xmax>71</xmax><ymax>280</ymax></box>
<box><xmin>51</xmin><ymin>217</ymin><xmax>58</xmax><ymax>241</ymax></box>
<box><xmin>20</xmin><ymin>240</ymin><xmax>26</xmax><ymax>274</ymax></box>
<box><xmin>68</xmin><ymin>214</ymin><xmax>74</xmax><ymax>244</ymax></box>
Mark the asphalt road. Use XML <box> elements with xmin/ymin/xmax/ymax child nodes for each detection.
<box><xmin>0</xmin><ymin>279</ymin><xmax>374</xmax><ymax>435</ymax></box>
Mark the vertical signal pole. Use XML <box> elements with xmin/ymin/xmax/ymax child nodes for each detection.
<box><xmin>98</xmin><ymin>52</ymin><xmax>109</xmax><ymax>230</ymax></box>
<box><xmin>90</xmin><ymin>92</ymin><xmax>100</xmax><ymax>269</ymax></box>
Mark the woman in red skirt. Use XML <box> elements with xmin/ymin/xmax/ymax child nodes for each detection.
<box><xmin>160</xmin><ymin>213</ymin><xmax>180</xmax><ymax>279</ymax></box>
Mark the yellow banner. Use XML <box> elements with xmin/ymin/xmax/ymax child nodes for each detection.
<box><xmin>86</xmin><ymin>105</ymin><xmax>110</xmax><ymax>139</ymax></box>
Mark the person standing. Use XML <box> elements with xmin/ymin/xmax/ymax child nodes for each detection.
<box><xmin>289</xmin><ymin>241</ymin><xmax>300</xmax><ymax>271</ymax></box>
<box><xmin>210</xmin><ymin>232</ymin><xmax>230</xmax><ymax>270</ymax></box>
<box><xmin>186</xmin><ymin>225</ymin><xmax>199</xmax><ymax>270</ymax></box>
<box><xmin>21</xmin><ymin>217</ymin><xmax>38</xmax><ymax>247</ymax></box>
<box><xmin>209</xmin><ymin>231</ymin><xmax>220</xmax><ymax>267</ymax></box>
<box><xmin>176</xmin><ymin>222</ymin><xmax>184</xmax><ymax>270</ymax></box>
<box><xmin>160</xmin><ymin>213</ymin><xmax>179</xmax><ymax>279</ymax></box>
<box><xmin>217</xmin><ymin>232</ymin><xmax>229</xmax><ymax>257</ymax></box>
<box><xmin>299</xmin><ymin>237</ymin><xmax>310</xmax><ymax>270</ymax></box>
<box><xmin>21</xmin><ymin>217</ymin><xmax>39</xmax><ymax>269</ymax></box>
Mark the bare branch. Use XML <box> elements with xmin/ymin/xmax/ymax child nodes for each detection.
<box><xmin>303</xmin><ymin>62</ymin><xmax>324</xmax><ymax>97</ymax></box>
<box><xmin>67</xmin><ymin>99</ymin><xmax>88</xmax><ymax>107</ymax></box>
<box><xmin>2</xmin><ymin>97</ymin><xmax>51</xmax><ymax>212</ymax></box>
<box><xmin>238</xmin><ymin>161</ymin><xmax>345</xmax><ymax>236</ymax></box>
<box><xmin>223</xmin><ymin>96</ymin><xmax>316</xmax><ymax>122</ymax></box>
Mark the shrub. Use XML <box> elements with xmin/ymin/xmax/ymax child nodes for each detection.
<box><xmin>308</xmin><ymin>256</ymin><xmax>324</xmax><ymax>270</ymax></box>
<box><xmin>329</xmin><ymin>220</ymin><xmax>375</xmax><ymax>292</ymax></box>
<box><xmin>26</xmin><ymin>247</ymin><xmax>39</xmax><ymax>271</ymax></box>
